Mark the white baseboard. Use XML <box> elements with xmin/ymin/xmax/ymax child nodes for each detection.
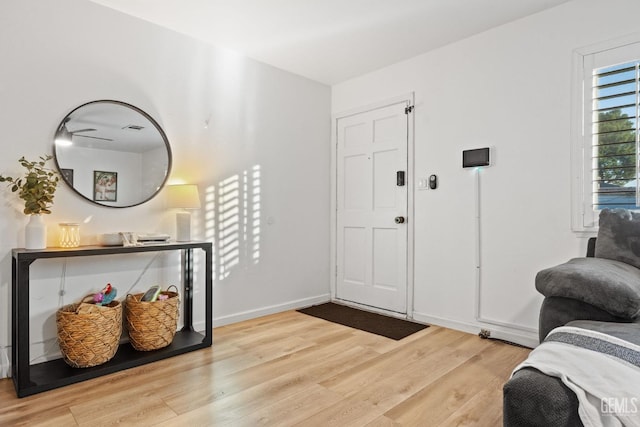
<box><xmin>0</xmin><ymin>347</ymin><xmax>9</xmax><ymax>378</ymax></box>
<box><xmin>213</xmin><ymin>294</ymin><xmax>331</xmax><ymax>328</ymax></box>
<box><xmin>486</xmin><ymin>328</ymin><xmax>539</xmax><ymax>349</ymax></box>
<box><xmin>413</xmin><ymin>311</ymin><xmax>539</xmax><ymax>349</ymax></box>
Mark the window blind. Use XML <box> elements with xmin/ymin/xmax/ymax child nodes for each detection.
<box><xmin>592</xmin><ymin>61</ymin><xmax>640</xmax><ymax>209</ymax></box>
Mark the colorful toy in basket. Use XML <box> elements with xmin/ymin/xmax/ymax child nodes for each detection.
<box><xmin>93</xmin><ymin>283</ymin><xmax>117</xmax><ymax>306</ymax></box>
<box><xmin>141</xmin><ymin>284</ymin><xmax>161</xmax><ymax>302</ymax></box>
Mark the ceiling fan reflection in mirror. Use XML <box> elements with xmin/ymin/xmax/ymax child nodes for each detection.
<box><xmin>55</xmin><ymin>118</ymin><xmax>113</xmax><ymax>146</ymax></box>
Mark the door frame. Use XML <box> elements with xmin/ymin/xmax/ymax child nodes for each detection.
<box><xmin>330</xmin><ymin>93</ymin><xmax>415</xmax><ymax>319</ymax></box>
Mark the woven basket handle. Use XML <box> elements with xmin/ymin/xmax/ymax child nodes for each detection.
<box><xmin>167</xmin><ymin>285</ymin><xmax>179</xmax><ymax>294</ymax></box>
<box><xmin>80</xmin><ymin>294</ymin><xmax>97</xmax><ymax>304</ymax></box>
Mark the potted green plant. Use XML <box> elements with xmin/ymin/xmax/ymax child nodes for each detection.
<box><xmin>0</xmin><ymin>155</ymin><xmax>60</xmax><ymax>249</ymax></box>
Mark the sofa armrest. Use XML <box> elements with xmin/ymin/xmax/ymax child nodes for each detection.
<box><xmin>503</xmin><ymin>367</ymin><xmax>583</xmax><ymax>427</ymax></box>
<box><xmin>538</xmin><ymin>296</ymin><xmax>628</xmax><ymax>342</ymax></box>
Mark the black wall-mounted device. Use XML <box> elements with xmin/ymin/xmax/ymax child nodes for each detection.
<box><xmin>429</xmin><ymin>174</ymin><xmax>438</xmax><ymax>189</ymax></box>
<box><xmin>462</xmin><ymin>147</ymin><xmax>491</xmax><ymax>168</ymax></box>
<box><xmin>397</xmin><ymin>171</ymin><xmax>405</xmax><ymax>186</ymax></box>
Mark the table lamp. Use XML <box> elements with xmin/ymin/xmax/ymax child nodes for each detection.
<box><xmin>166</xmin><ymin>184</ymin><xmax>201</xmax><ymax>241</ymax></box>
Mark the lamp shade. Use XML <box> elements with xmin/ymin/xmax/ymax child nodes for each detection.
<box><xmin>166</xmin><ymin>184</ymin><xmax>201</xmax><ymax>209</ymax></box>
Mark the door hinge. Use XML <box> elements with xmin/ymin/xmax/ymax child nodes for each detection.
<box><xmin>405</xmin><ymin>105</ymin><xmax>414</xmax><ymax>114</ymax></box>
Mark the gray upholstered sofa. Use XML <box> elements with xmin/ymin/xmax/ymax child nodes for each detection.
<box><xmin>503</xmin><ymin>209</ymin><xmax>640</xmax><ymax>426</ymax></box>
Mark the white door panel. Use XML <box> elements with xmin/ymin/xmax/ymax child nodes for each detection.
<box><xmin>373</xmin><ymin>150</ymin><xmax>397</xmax><ymax>209</ymax></box>
<box><xmin>343</xmin><ymin>227</ymin><xmax>366</xmax><ymax>285</ymax></box>
<box><xmin>343</xmin><ymin>154</ymin><xmax>369</xmax><ymax>210</ymax></box>
<box><xmin>373</xmin><ymin>227</ymin><xmax>398</xmax><ymax>289</ymax></box>
<box><xmin>336</xmin><ymin>102</ymin><xmax>408</xmax><ymax>313</ymax></box>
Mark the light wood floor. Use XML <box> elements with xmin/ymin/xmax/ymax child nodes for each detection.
<box><xmin>0</xmin><ymin>310</ymin><xmax>530</xmax><ymax>426</ymax></box>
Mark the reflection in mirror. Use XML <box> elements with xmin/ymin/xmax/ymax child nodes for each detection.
<box><xmin>54</xmin><ymin>100</ymin><xmax>172</xmax><ymax>208</ymax></box>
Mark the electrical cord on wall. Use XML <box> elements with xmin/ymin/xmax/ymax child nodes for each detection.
<box><xmin>58</xmin><ymin>260</ymin><xmax>67</xmax><ymax>306</ymax></box>
<box><xmin>123</xmin><ymin>253</ymin><xmax>161</xmax><ymax>296</ymax></box>
<box><xmin>474</xmin><ymin>167</ymin><xmax>536</xmax><ymax>334</ymax></box>
<box><xmin>31</xmin><ymin>261</ymin><xmax>70</xmax><ymax>364</ymax></box>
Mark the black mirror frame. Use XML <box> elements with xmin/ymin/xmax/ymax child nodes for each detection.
<box><xmin>53</xmin><ymin>100</ymin><xmax>173</xmax><ymax>208</ymax></box>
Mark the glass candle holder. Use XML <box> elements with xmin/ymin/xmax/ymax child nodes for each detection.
<box><xmin>59</xmin><ymin>223</ymin><xmax>80</xmax><ymax>248</ymax></box>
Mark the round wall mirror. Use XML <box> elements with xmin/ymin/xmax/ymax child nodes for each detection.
<box><xmin>53</xmin><ymin>100</ymin><xmax>172</xmax><ymax>208</ymax></box>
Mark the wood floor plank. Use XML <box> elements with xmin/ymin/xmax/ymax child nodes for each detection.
<box><xmin>364</xmin><ymin>416</ymin><xmax>404</xmax><ymax>427</ymax></box>
<box><xmin>437</xmin><ymin>377</ymin><xmax>505</xmax><ymax>427</ymax></box>
<box><xmin>234</xmin><ymin>383</ymin><xmax>344</xmax><ymax>427</ymax></box>
<box><xmin>206</xmin><ymin>344</ymin><xmax>379</xmax><ymax>423</ymax></box>
<box><xmin>292</xmin><ymin>391</ymin><xmax>383</xmax><ymax>426</ymax></box>
<box><xmin>293</xmin><ymin>334</ymin><xmax>491</xmax><ymax>427</ymax></box>
<box><xmin>384</xmin><ymin>341</ymin><xmax>529</xmax><ymax>426</ymax></box>
<box><xmin>160</xmin><ymin>337</ymin><xmax>343</xmax><ymax>412</ymax></box>
<box><xmin>0</xmin><ymin>406</ymin><xmax>78</xmax><ymax>427</ymax></box>
<box><xmin>338</xmin><ymin>334</ymin><xmax>494</xmax><ymax>413</ymax></box>
<box><xmin>0</xmin><ymin>310</ymin><xmax>530</xmax><ymax>426</ymax></box>
<box><xmin>320</xmin><ymin>327</ymin><xmax>467</xmax><ymax>396</ymax></box>
<box><xmin>69</xmin><ymin>390</ymin><xmax>178</xmax><ymax>427</ymax></box>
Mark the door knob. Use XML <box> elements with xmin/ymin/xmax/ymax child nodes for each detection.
<box><xmin>395</xmin><ymin>216</ymin><xmax>405</xmax><ymax>224</ymax></box>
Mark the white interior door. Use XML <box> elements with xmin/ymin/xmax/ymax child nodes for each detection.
<box><xmin>336</xmin><ymin>102</ymin><xmax>409</xmax><ymax>313</ymax></box>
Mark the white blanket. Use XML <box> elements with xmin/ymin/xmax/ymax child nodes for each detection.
<box><xmin>513</xmin><ymin>326</ymin><xmax>640</xmax><ymax>427</ymax></box>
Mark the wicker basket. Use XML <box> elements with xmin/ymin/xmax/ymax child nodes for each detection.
<box><xmin>56</xmin><ymin>299</ymin><xmax>122</xmax><ymax>368</ymax></box>
<box><xmin>125</xmin><ymin>286</ymin><xmax>180</xmax><ymax>351</ymax></box>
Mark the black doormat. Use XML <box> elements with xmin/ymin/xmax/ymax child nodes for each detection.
<box><xmin>297</xmin><ymin>302</ymin><xmax>429</xmax><ymax>340</ymax></box>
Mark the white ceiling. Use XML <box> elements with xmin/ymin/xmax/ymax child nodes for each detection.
<box><xmin>87</xmin><ymin>0</ymin><xmax>571</xmax><ymax>85</ymax></box>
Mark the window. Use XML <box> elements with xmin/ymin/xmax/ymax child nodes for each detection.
<box><xmin>591</xmin><ymin>62</ymin><xmax>638</xmax><ymax>210</ymax></box>
<box><xmin>573</xmin><ymin>38</ymin><xmax>640</xmax><ymax>230</ymax></box>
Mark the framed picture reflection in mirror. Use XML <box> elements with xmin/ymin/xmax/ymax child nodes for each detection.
<box><xmin>94</xmin><ymin>171</ymin><xmax>117</xmax><ymax>202</ymax></box>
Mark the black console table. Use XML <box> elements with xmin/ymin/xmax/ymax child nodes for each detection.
<box><xmin>11</xmin><ymin>241</ymin><xmax>212</xmax><ymax>397</ymax></box>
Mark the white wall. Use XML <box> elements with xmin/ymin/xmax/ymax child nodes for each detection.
<box><xmin>142</xmin><ymin>145</ymin><xmax>169</xmax><ymax>200</ymax></box>
<box><xmin>0</xmin><ymin>0</ymin><xmax>331</xmax><ymax>377</ymax></box>
<box><xmin>332</xmin><ymin>0</ymin><xmax>640</xmax><ymax>346</ymax></box>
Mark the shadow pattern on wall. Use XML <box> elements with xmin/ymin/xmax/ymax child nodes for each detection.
<box><xmin>204</xmin><ymin>165</ymin><xmax>261</xmax><ymax>281</ymax></box>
